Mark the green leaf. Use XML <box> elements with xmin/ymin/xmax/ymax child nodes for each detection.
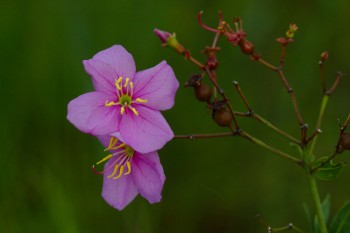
<box><xmin>330</xmin><ymin>201</ymin><xmax>350</xmax><ymax>233</ymax></box>
<box><xmin>304</xmin><ymin>203</ymin><xmax>315</xmax><ymax>233</ymax></box>
<box><xmin>314</xmin><ymin>159</ymin><xmax>345</xmax><ymax>181</ymax></box>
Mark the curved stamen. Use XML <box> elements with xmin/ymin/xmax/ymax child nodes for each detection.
<box><xmin>107</xmin><ymin>164</ymin><xmax>119</xmax><ymax>178</ymax></box>
<box><xmin>198</xmin><ymin>11</ymin><xmax>220</xmax><ymax>33</ymax></box>
<box><xmin>92</xmin><ymin>158</ymin><xmax>118</xmax><ymax>175</ymax></box>
<box><xmin>125</xmin><ymin>161</ymin><xmax>131</xmax><ymax>175</ymax></box>
<box><xmin>113</xmin><ymin>165</ymin><xmax>124</xmax><ymax>179</ymax></box>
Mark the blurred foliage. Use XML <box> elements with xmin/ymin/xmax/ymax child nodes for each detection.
<box><xmin>1</xmin><ymin>0</ymin><xmax>350</xmax><ymax>232</ymax></box>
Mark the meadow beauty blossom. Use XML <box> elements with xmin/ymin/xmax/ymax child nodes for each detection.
<box><xmin>67</xmin><ymin>45</ymin><xmax>179</xmax><ymax>153</ymax></box>
<box><xmin>93</xmin><ymin>135</ymin><xmax>165</xmax><ymax>210</ymax></box>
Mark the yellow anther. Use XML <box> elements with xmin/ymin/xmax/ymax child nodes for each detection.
<box><xmin>129</xmin><ymin>106</ymin><xmax>139</xmax><ymax>116</ymax></box>
<box><xmin>124</xmin><ymin>161</ymin><xmax>131</xmax><ymax>175</ymax></box>
<box><xmin>130</xmin><ymin>82</ymin><xmax>134</xmax><ymax>89</ymax></box>
<box><xmin>107</xmin><ymin>164</ymin><xmax>119</xmax><ymax>178</ymax></box>
<box><xmin>135</xmin><ymin>98</ymin><xmax>148</xmax><ymax>103</ymax></box>
<box><xmin>114</xmin><ymin>143</ymin><xmax>126</xmax><ymax>150</ymax></box>
<box><xmin>96</xmin><ymin>154</ymin><xmax>112</xmax><ymax>165</ymax></box>
<box><xmin>113</xmin><ymin>165</ymin><xmax>124</xmax><ymax>179</ymax></box>
<box><xmin>120</xmin><ymin>106</ymin><xmax>125</xmax><ymax>115</ymax></box>
<box><xmin>124</xmin><ymin>78</ymin><xmax>130</xmax><ymax>87</ymax></box>
<box><xmin>104</xmin><ymin>137</ymin><xmax>119</xmax><ymax>151</ymax></box>
<box><xmin>115</xmin><ymin>77</ymin><xmax>123</xmax><ymax>90</ymax></box>
<box><xmin>105</xmin><ymin>100</ymin><xmax>117</xmax><ymax>107</ymax></box>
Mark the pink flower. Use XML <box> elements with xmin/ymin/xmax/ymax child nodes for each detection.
<box><xmin>93</xmin><ymin>135</ymin><xmax>165</xmax><ymax>210</ymax></box>
<box><xmin>67</xmin><ymin>45</ymin><xmax>179</xmax><ymax>153</ymax></box>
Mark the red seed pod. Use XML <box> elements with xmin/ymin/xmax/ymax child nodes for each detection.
<box><xmin>340</xmin><ymin>133</ymin><xmax>350</xmax><ymax>150</ymax></box>
<box><xmin>214</xmin><ymin>109</ymin><xmax>233</xmax><ymax>127</ymax></box>
<box><xmin>238</xmin><ymin>39</ymin><xmax>254</xmax><ymax>55</ymax></box>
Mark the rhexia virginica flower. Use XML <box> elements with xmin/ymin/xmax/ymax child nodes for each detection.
<box><xmin>93</xmin><ymin>135</ymin><xmax>165</xmax><ymax>210</ymax></box>
<box><xmin>67</xmin><ymin>45</ymin><xmax>179</xmax><ymax>153</ymax></box>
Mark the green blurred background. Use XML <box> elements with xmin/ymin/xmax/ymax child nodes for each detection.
<box><xmin>1</xmin><ymin>0</ymin><xmax>350</xmax><ymax>232</ymax></box>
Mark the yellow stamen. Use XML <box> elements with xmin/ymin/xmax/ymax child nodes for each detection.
<box><xmin>129</xmin><ymin>106</ymin><xmax>139</xmax><ymax>116</ymax></box>
<box><xmin>135</xmin><ymin>98</ymin><xmax>148</xmax><ymax>103</ymax></box>
<box><xmin>107</xmin><ymin>164</ymin><xmax>119</xmax><ymax>178</ymax></box>
<box><xmin>130</xmin><ymin>82</ymin><xmax>134</xmax><ymax>89</ymax></box>
<box><xmin>96</xmin><ymin>154</ymin><xmax>112</xmax><ymax>165</ymax></box>
<box><xmin>115</xmin><ymin>77</ymin><xmax>123</xmax><ymax>90</ymax></box>
<box><xmin>105</xmin><ymin>100</ymin><xmax>117</xmax><ymax>107</ymax></box>
<box><xmin>124</xmin><ymin>161</ymin><xmax>131</xmax><ymax>175</ymax></box>
<box><xmin>113</xmin><ymin>165</ymin><xmax>124</xmax><ymax>179</ymax></box>
<box><xmin>114</xmin><ymin>143</ymin><xmax>126</xmax><ymax>150</ymax></box>
<box><xmin>120</xmin><ymin>106</ymin><xmax>125</xmax><ymax>115</ymax></box>
<box><xmin>124</xmin><ymin>78</ymin><xmax>130</xmax><ymax>87</ymax></box>
<box><xmin>104</xmin><ymin>137</ymin><xmax>119</xmax><ymax>151</ymax></box>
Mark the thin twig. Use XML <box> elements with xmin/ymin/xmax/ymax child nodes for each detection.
<box><xmin>239</xmin><ymin>131</ymin><xmax>303</xmax><ymax>166</ymax></box>
<box><xmin>174</xmin><ymin>132</ymin><xmax>234</xmax><ymax>139</ymax></box>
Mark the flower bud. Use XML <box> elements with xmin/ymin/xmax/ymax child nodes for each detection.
<box><xmin>340</xmin><ymin>133</ymin><xmax>350</xmax><ymax>150</ymax></box>
<box><xmin>153</xmin><ymin>28</ymin><xmax>185</xmax><ymax>54</ymax></box>
<box><xmin>214</xmin><ymin>109</ymin><xmax>233</xmax><ymax>127</ymax></box>
<box><xmin>238</xmin><ymin>39</ymin><xmax>254</xmax><ymax>55</ymax></box>
<box><xmin>286</xmin><ymin>24</ymin><xmax>298</xmax><ymax>38</ymax></box>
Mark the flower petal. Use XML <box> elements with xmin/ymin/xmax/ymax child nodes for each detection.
<box><xmin>102</xmin><ymin>157</ymin><xmax>138</xmax><ymax>211</ymax></box>
<box><xmin>132</xmin><ymin>151</ymin><xmax>165</xmax><ymax>204</ymax></box>
<box><xmin>115</xmin><ymin>106</ymin><xmax>174</xmax><ymax>153</ymax></box>
<box><xmin>67</xmin><ymin>92</ymin><xmax>119</xmax><ymax>135</ymax></box>
<box><xmin>83</xmin><ymin>59</ymin><xmax>118</xmax><ymax>94</ymax></box>
<box><xmin>133</xmin><ymin>61</ymin><xmax>179</xmax><ymax>111</ymax></box>
<box><xmin>92</xmin><ymin>45</ymin><xmax>136</xmax><ymax>79</ymax></box>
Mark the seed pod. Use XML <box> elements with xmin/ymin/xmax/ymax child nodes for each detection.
<box><xmin>194</xmin><ymin>83</ymin><xmax>212</xmax><ymax>103</ymax></box>
<box><xmin>238</xmin><ymin>39</ymin><xmax>254</xmax><ymax>55</ymax></box>
<box><xmin>214</xmin><ymin>109</ymin><xmax>233</xmax><ymax>127</ymax></box>
<box><xmin>185</xmin><ymin>75</ymin><xmax>212</xmax><ymax>103</ymax></box>
<box><xmin>340</xmin><ymin>133</ymin><xmax>350</xmax><ymax>150</ymax></box>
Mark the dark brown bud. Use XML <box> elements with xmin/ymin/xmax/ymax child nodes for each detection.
<box><xmin>238</xmin><ymin>39</ymin><xmax>254</xmax><ymax>54</ymax></box>
<box><xmin>214</xmin><ymin>109</ymin><xmax>233</xmax><ymax>127</ymax></box>
<box><xmin>340</xmin><ymin>133</ymin><xmax>350</xmax><ymax>150</ymax></box>
<box><xmin>194</xmin><ymin>83</ymin><xmax>212</xmax><ymax>102</ymax></box>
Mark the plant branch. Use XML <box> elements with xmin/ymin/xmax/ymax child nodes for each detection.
<box><xmin>239</xmin><ymin>131</ymin><xmax>303</xmax><ymax>166</ymax></box>
<box><xmin>271</xmin><ymin>223</ymin><xmax>306</xmax><ymax>233</ymax></box>
<box><xmin>174</xmin><ymin>132</ymin><xmax>234</xmax><ymax>139</ymax></box>
<box><xmin>233</xmin><ymin>81</ymin><xmax>300</xmax><ymax>145</ymax></box>
<box><xmin>204</xmin><ymin>67</ymin><xmax>240</xmax><ymax>130</ymax></box>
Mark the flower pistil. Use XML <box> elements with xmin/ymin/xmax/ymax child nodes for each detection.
<box><xmin>105</xmin><ymin>77</ymin><xmax>148</xmax><ymax>116</ymax></box>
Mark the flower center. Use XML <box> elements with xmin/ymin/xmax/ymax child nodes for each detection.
<box><xmin>104</xmin><ymin>77</ymin><xmax>148</xmax><ymax>116</ymax></box>
<box><xmin>92</xmin><ymin>137</ymin><xmax>135</xmax><ymax>180</ymax></box>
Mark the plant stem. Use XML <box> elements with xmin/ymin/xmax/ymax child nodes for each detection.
<box><xmin>174</xmin><ymin>132</ymin><xmax>234</xmax><ymax>139</ymax></box>
<box><xmin>272</xmin><ymin>223</ymin><xmax>305</xmax><ymax>233</ymax></box>
<box><xmin>240</xmin><ymin>131</ymin><xmax>302</xmax><ymax>166</ymax></box>
<box><xmin>309</xmin><ymin>95</ymin><xmax>329</xmax><ymax>155</ymax></box>
<box><xmin>308</xmin><ymin>174</ymin><xmax>328</xmax><ymax>233</ymax></box>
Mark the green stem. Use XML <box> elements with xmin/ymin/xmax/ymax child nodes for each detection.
<box><xmin>309</xmin><ymin>95</ymin><xmax>329</xmax><ymax>155</ymax></box>
<box><xmin>308</xmin><ymin>174</ymin><xmax>328</xmax><ymax>233</ymax></box>
<box><xmin>240</xmin><ymin>131</ymin><xmax>302</xmax><ymax>166</ymax></box>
